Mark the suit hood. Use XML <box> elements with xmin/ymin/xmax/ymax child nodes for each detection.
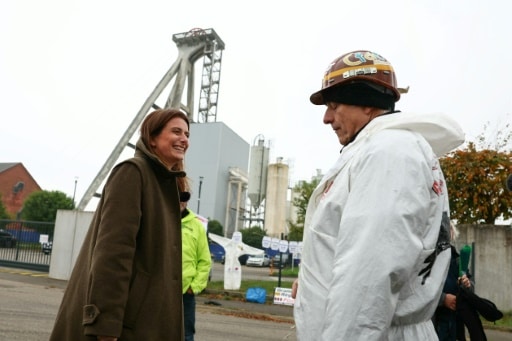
<box><xmin>363</xmin><ymin>112</ymin><xmax>465</xmax><ymax>156</ymax></box>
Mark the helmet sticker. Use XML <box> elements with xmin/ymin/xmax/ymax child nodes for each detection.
<box><xmin>324</xmin><ymin>63</ymin><xmax>394</xmax><ymax>83</ymax></box>
<box><xmin>342</xmin><ymin>51</ymin><xmax>389</xmax><ymax>66</ymax></box>
<box><xmin>343</xmin><ymin>67</ymin><xmax>377</xmax><ymax>79</ymax></box>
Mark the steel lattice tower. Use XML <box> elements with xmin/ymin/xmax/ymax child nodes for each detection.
<box><xmin>77</xmin><ymin>28</ymin><xmax>225</xmax><ymax>210</ymax></box>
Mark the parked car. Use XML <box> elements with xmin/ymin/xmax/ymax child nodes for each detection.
<box><xmin>221</xmin><ymin>254</ymin><xmax>249</xmax><ymax>265</ymax></box>
<box><xmin>209</xmin><ymin>242</ymin><xmax>225</xmax><ymax>263</ymax></box>
<box><xmin>41</xmin><ymin>241</ymin><xmax>53</xmax><ymax>255</ymax></box>
<box><xmin>271</xmin><ymin>253</ymin><xmax>290</xmax><ymax>268</ymax></box>
<box><xmin>239</xmin><ymin>254</ymin><xmax>249</xmax><ymax>265</ymax></box>
<box><xmin>246</xmin><ymin>254</ymin><xmax>270</xmax><ymax>267</ymax></box>
<box><xmin>0</xmin><ymin>229</ymin><xmax>16</xmax><ymax>248</ymax></box>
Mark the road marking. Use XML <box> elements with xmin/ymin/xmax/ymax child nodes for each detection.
<box><xmin>0</xmin><ymin>267</ymin><xmax>49</xmax><ymax>277</ymax></box>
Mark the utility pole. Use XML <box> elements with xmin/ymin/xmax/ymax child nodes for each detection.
<box><xmin>197</xmin><ymin>176</ymin><xmax>204</xmax><ymax>214</ymax></box>
<box><xmin>72</xmin><ymin>177</ymin><xmax>78</xmax><ymax>206</ymax></box>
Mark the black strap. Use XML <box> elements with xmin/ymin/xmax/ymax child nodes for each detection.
<box><xmin>418</xmin><ymin>211</ymin><xmax>451</xmax><ymax>284</ymax></box>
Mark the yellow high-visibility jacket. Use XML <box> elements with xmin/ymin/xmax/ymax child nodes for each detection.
<box><xmin>182</xmin><ymin>209</ymin><xmax>211</xmax><ymax>294</ymax></box>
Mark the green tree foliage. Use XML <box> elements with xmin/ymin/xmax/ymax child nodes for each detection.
<box><xmin>207</xmin><ymin>219</ymin><xmax>223</xmax><ymax>236</ymax></box>
<box><xmin>21</xmin><ymin>190</ymin><xmax>75</xmax><ymax>222</ymax></box>
<box><xmin>240</xmin><ymin>226</ymin><xmax>267</xmax><ymax>249</ymax></box>
<box><xmin>440</xmin><ymin>142</ymin><xmax>512</xmax><ymax>224</ymax></box>
<box><xmin>288</xmin><ymin>178</ymin><xmax>320</xmax><ymax>241</ymax></box>
<box><xmin>0</xmin><ymin>193</ymin><xmax>10</xmax><ymax>219</ymax></box>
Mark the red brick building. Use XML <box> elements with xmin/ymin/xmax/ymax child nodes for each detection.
<box><xmin>0</xmin><ymin>163</ymin><xmax>41</xmax><ymax>218</ymax></box>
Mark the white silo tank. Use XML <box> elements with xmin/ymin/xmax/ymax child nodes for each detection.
<box><xmin>265</xmin><ymin>157</ymin><xmax>289</xmax><ymax>238</ymax></box>
<box><xmin>248</xmin><ymin>136</ymin><xmax>270</xmax><ymax>211</ymax></box>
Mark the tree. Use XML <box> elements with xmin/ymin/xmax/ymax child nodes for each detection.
<box><xmin>21</xmin><ymin>190</ymin><xmax>75</xmax><ymax>222</ymax></box>
<box><xmin>207</xmin><ymin>219</ymin><xmax>223</xmax><ymax>236</ymax></box>
<box><xmin>239</xmin><ymin>226</ymin><xmax>267</xmax><ymax>249</ymax></box>
<box><xmin>440</xmin><ymin>142</ymin><xmax>512</xmax><ymax>224</ymax></box>
<box><xmin>474</xmin><ymin>116</ymin><xmax>512</xmax><ymax>152</ymax></box>
<box><xmin>288</xmin><ymin>178</ymin><xmax>320</xmax><ymax>241</ymax></box>
<box><xmin>0</xmin><ymin>193</ymin><xmax>10</xmax><ymax>219</ymax></box>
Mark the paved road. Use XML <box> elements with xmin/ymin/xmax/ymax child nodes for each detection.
<box><xmin>195</xmin><ymin>307</ymin><xmax>296</xmax><ymax>341</ymax></box>
<box><xmin>0</xmin><ymin>265</ymin><xmax>510</xmax><ymax>341</ymax></box>
<box><xmin>0</xmin><ymin>271</ymin><xmax>62</xmax><ymax>340</ymax></box>
<box><xmin>0</xmin><ymin>265</ymin><xmax>297</xmax><ymax>341</ymax></box>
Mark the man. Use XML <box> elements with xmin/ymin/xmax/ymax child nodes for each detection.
<box><xmin>180</xmin><ymin>191</ymin><xmax>212</xmax><ymax>341</ymax></box>
<box><xmin>292</xmin><ymin>50</ymin><xmax>465</xmax><ymax>340</ymax></box>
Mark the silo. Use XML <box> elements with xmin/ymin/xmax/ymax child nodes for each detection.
<box><xmin>264</xmin><ymin>157</ymin><xmax>289</xmax><ymax>237</ymax></box>
<box><xmin>248</xmin><ymin>136</ymin><xmax>270</xmax><ymax>213</ymax></box>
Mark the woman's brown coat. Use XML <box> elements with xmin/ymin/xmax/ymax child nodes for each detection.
<box><xmin>50</xmin><ymin>139</ymin><xmax>185</xmax><ymax>341</ymax></box>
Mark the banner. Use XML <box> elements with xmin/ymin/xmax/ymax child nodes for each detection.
<box><xmin>273</xmin><ymin>287</ymin><xmax>295</xmax><ymax>306</ymax></box>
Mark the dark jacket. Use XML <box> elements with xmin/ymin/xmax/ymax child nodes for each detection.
<box><xmin>50</xmin><ymin>139</ymin><xmax>185</xmax><ymax>341</ymax></box>
<box><xmin>442</xmin><ymin>246</ymin><xmax>460</xmax><ymax>301</ymax></box>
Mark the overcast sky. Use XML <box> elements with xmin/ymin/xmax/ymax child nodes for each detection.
<box><xmin>1</xmin><ymin>0</ymin><xmax>511</xmax><ymax>207</ymax></box>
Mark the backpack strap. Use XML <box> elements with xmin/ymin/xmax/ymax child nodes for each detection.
<box><xmin>418</xmin><ymin>211</ymin><xmax>451</xmax><ymax>285</ymax></box>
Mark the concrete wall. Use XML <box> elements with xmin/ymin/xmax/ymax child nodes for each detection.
<box><xmin>456</xmin><ymin>224</ymin><xmax>512</xmax><ymax>311</ymax></box>
<box><xmin>49</xmin><ymin>209</ymin><xmax>93</xmax><ymax>280</ymax></box>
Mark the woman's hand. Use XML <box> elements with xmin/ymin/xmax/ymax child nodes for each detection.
<box><xmin>444</xmin><ymin>293</ymin><xmax>457</xmax><ymax>311</ymax></box>
<box><xmin>459</xmin><ymin>274</ymin><xmax>471</xmax><ymax>288</ymax></box>
<box><xmin>291</xmin><ymin>279</ymin><xmax>298</xmax><ymax>299</ymax></box>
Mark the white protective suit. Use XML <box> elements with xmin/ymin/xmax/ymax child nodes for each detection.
<box><xmin>293</xmin><ymin>112</ymin><xmax>465</xmax><ymax>340</ymax></box>
<box><xmin>208</xmin><ymin>232</ymin><xmax>264</xmax><ymax>290</ymax></box>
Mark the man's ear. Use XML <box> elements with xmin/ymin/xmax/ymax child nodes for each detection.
<box><xmin>362</xmin><ymin>106</ymin><xmax>376</xmax><ymax>118</ymax></box>
<box><xmin>366</xmin><ymin>106</ymin><xmax>386</xmax><ymax>119</ymax></box>
<box><xmin>362</xmin><ymin>106</ymin><xmax>374</xmax><ymax>115</ymax></box>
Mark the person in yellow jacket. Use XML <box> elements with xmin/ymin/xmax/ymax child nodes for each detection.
<box><xmin>180</xmin><ymin>191</ymin><xmax>212</xmax><ymax>341</ymax></box>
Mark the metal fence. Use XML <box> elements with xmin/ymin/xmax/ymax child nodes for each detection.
<box><xmin>0</xmin><ymin>219</ymin><xmax>55</xmax><ymax>272</ymax></box>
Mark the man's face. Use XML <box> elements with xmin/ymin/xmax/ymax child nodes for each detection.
<box><xmin>323</xmin><ymin>102</ymin><xmax>372</xmax><ymax>145</ymax></box>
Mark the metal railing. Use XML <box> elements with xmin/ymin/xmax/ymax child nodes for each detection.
<box><xmin>0</xmin><ymin>219</ymin><xmax>55</xmax><ymax>272</ymax></box>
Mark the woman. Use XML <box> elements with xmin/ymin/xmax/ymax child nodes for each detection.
<box><xmin>50</xmin><ymin>108</ymin><xmax>190</xmax><ymax>341</ymax></box>
<box><xmin>433</xmin><ymin>224</ymin><xmax>467</xmax><ymax>340</ymax></box>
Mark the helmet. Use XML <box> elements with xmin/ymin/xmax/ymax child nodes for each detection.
<box><xmin>310</xmin><ymin>50</ymin><xmax>400</xmax><ymax>105</ymax></box>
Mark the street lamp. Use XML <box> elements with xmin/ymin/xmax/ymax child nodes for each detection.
<box><xmin>197</xmin><ymin>176</ymin><xmax>204</xmax><ymax>214</ymax></box>
<box><xmin>72</xmin><ymin>177</ymin><xmax>78</xmax><ymax>207</ymax></box>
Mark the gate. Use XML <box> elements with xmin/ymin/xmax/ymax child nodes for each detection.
<box><xmin>0</xmin><ymin>219</ymin><xmax>55</xmax><ymax>272</ymax></box>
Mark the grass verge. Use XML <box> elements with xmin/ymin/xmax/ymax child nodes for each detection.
<box><xmin>482</xmin><ymin>311</ymin><xmax>512</xmax><ymax>330</ymax></box>
<box><xmin>207</xmin><ymin>272</ymin><xmax>512</xmax><ymax>330</ymax></box>
<box><xmin>207</xmin><ymin>279</ymin><xmax>292</xmax><ymax>293</ymax></box>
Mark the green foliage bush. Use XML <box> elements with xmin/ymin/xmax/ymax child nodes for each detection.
<box><xmin>22</xmin><ymin>190</ymin><xmax>74</xmax><ymax>222</ymax></box>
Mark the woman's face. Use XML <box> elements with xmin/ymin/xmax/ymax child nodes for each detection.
<box><xmin>150</xmin><ymin>117</ymin><xmax>189</xmax><ymax>167</ymax></box>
